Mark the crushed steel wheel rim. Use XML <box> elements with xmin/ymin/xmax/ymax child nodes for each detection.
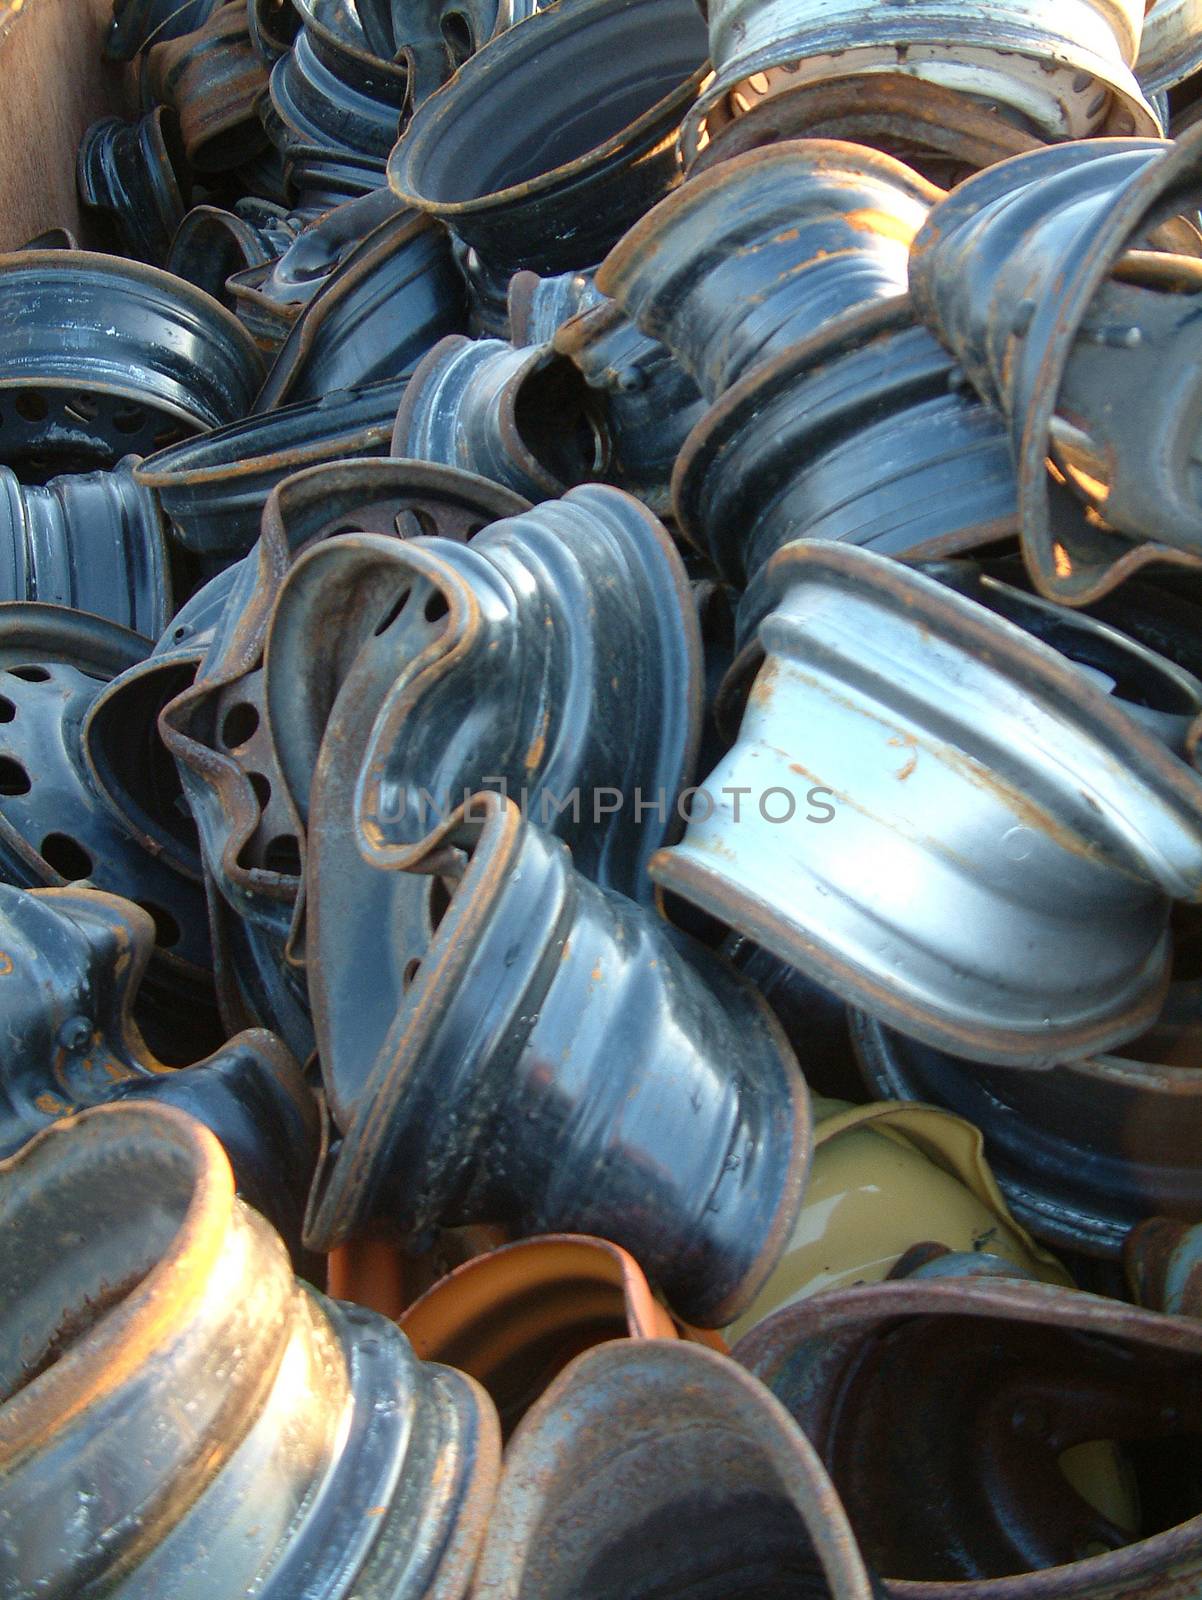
<box><xmin>0</xmin><ymin>602</ymin><xmax>212</xmax><ymax>977</ymax></box>
<box><xmin>303</xmin><ymin>792</ymin><xmax>810</xmax><ymax>1328</ymax></box>
<box><xmin>650</xmin><ymin>542</ymin><xmax>1202</xmax><ymax>1066</ymax></box>
<box><xmin>908</xmin><ymin>126</ymin><xmax>1202</xmax><ymax>605</ymax></box>
<box><xmin>392</xmin><ymin>335</ymin><xmax>609</xmax><ymax>500</ymax></box>
<box><xmin>0</xmin><ymin>883</ymin><xmax>318</xmax><ymax>1254</ymax></box>
<box><xmin>0</xmin><ymin>1101</ymin><xmax>500</xmax><ymax>1599</ymax></box>
<box><xmin>254</xmin><ymin>208</ymin><xmax>465</xmax><ymax>410</ymax></box>
<box><xmin>671</xmin><ymin>296</ymin><xmax>1019</xmax><ymax>586</ymax></box>
<box><xmin>0</xmin><ymin>455</ymin><xmax>170</xmax><ymax>637</ymax></box>
<box><xmin>855</xmin><ymin>986</ymin><xmax>1202</xmax><ymax>1257</ymax></box>
<box><xmin>597</xmin><ymin>139</ymin><xmax>940</xmax><ymax>402</ymax></box>
<box><xmin>387</xmin><ymin>0</ymin><xmax>709</xmax><ymax>277</ymax></box>
<box><xmin>76</xmin><ymin>107</ymin><xmax>189</xmax><ymax>267</ymax></box>
<box><xmin>143</xmin><ymin>0</ymin><xmax>270</xmax><ymax>174</ymax></box>
<box><xmin>136</xmin><ymin>377</ymin><xmax>407</xmax><ymax>556</ymax></box>
<box><xmin>267</xmin><ymin>483</ymin><xmax>701</xmax><ymax>898</ymax></box>
<box><xmin>0</xmin><ymin>251</ymin><xmax>265</xmax><ymax>479</ymax></box>
<box><xmin>685</xmin><ymin>72</ymin><xmax>1047</xmax><ymax>188</ymax></box>
<box><xmin>469</xmin><ymin>1339</ymin><xmax>875</xmax><ymax>1600</ymax></box>
<box><xmin>684</xmin><ymin>0</ymin><xmax>1158</xmax><ymax>164</ymax></box>
<box><xmin>734</xmin><ymin>1270</ymin><xmax>1202</xmax><ymax>1594</ymax></box>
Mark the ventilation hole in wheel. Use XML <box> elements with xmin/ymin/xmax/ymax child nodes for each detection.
<box><xmin>0</xmin><ymin>695</ymin><xmax>14</xmax><ymax>722</ymax></box>
<box><xmin>0</xmin><ymin>755</ymin><xmax>30</xmax><ymax>795</ymax></box>
<box><xmin>429</xmin><ymin>874</ymin><xmax>452</xmax><ymax>931</ymax></box>
<box><xmin>68</xmin><ymin>392</ymin><xmax>100</xmax><ymax>421</ymax></box>
<box><xmin>440</xmin><ymin>8</ymin><xmax>473</xmax><ymax>63</ymax></box>
<box><xmin>375</xmin><ymin>588</ymin><xmax>411</xmax><ymax>635</ymax></box>
<box><xmin>465</xmin><ymin>522</ymin><xmax>487</xmax><ymax>539</ymax></box>
<box><xmin>7</xmin><ymin>665</ymin><xmax>49</xmax><ymax>683</ymax></box>
<box><xmin>152</xmin><ymin>427</ymin><xmax>180</xmax><ymax>451</ymax></box>
<box><xmin>425</xmin><ymin>591</ymin><xmax>449</xmax><ymax>624</ymax></box>
<box><xmin>137</xmin><ymin>900</ymin><xmax>181</xmax><ymax>948</ymax></box>
<box><xmin>248</xmin><ymin>771</ymin><xmax>271</xmax><ymax>811</ymax></box>
<box><xmin>40</xmin><ymin>833</ymin><xmax>92</xmax><ymax>880</ymax></box>
<box><xmin>220</xmin><ymin>701</ymin><xmax>259</xmax><ymax>748</ymax></box>
<box><xmin>112</xmin><ymin>403</ymin><xmax>148</xmax><ymax>435</ymax></box>
<box><xmin>15</xmin><ymin>390</ymin><xmax>48</xmax><ymax>423</ymax></box>
<box><xmin>263</xmin><ymin>834</ymin><xmax>301</xmax><ymax>875</ymax></box>
<box><xmin>403</xmin><ymin>956</ymin><xmax>421</xmax><ymax>987</ymax></box>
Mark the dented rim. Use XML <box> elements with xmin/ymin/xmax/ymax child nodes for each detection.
<box><xmin>0</xmin><ymin>1100</ymin><xmax>500</xmax><ymax>1599</ymax></box>
<box><xmin>303</xmin><ymin>791</ymin><xmax>810</xmax><ymax>1328</ymax></box>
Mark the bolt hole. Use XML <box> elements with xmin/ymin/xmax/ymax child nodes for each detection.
<box><xmin>248</xmin><ymin>771</ymin><xmax>271</xmax><ymax>811</ymax></box>
<box><xmin>375</xmin><ymin>588</ymin><xmax>411</xmax><ymax>635</ymax></box>
<box><xmin>263</xmin><ymin>834</ymin><xmax>301</xmax><ymax>875</ymax></box>
<box><xmin>0</xmin><ymin>696</ymin><xmax>14</xmax><ymax>722</ymax></box>
<box><xmin>112</xmin><ymin>403</ymin><xmax>147</xmax><ymax>435</ymax></box>
<box><xmin>396</xmin><ymin>506</ymin><xmax>439</xmax><ymax>538</ymax></box>
<box><xmin>403</xmin><ymin>956</ymin><xmax>421</xmax><ymax>987</ymax></box>
<box><xmin>136</xmin><ymin>900</ymin><xmax>181</xmax><ymax>948</ymax></box>
<box><xmin>0</xmin><ymin>755</ymin><xmax>30</xmax><ymax>795</ymax></box>
<box><xmin>7</xmin><ymin>665</ymin><xmax>49</xmax><ymax>682</ymax></box>
<box><xmin>15</xmin><ymin>390</ymin><xmax>48</xmax><ymax>423</ymax></box>
<box><xmin>440</xmin><ymin>8</ymin><xmax>473</xmax><ymax>63</ymax></box>
<box><xmin>40</xmin><ymin>832</ymin><xmax>92</xmax><ymax>880</ymax></box>
<box><xmin>424</xmin><ymin>591</ymin><xmax>449</xmax><ymax>624</ymax></box>
<box><xmin>221</xmin><ymin>701</ymin><xmax>260</xmax><ymax>748</ymax></box>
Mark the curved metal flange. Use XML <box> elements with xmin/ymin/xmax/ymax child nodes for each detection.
<box><xmin>387</xmin><ymin>0</ymin><xmax>708</xmax><ymax>278</ymax></box>
<box><xmin>734</xmin><ymin>1269</ymin><xmax>1202</xmax><ymax>1591</ymax></box>
<box><xmin>507</xmin><ymin>266</ymin><xmax>602</xmax><ymax>346</ymax></box>
<box><xmin>143</xmin><ymin>0</ymin><xmax>270</xmax><ymax>173</ymax></box>
<box><xmin>1139</xmin><ymin>0</ymin><xmax>1202</xmax><ymax>94</ymax></box>
<box><xmin>0</xmin><ymin>882</ymin><xmax>317</xmax><ymax>1255</ymax></box>
<box><xmin>266</xmin><ymin>0</ymin><xmax>408</xmax><ymax>168</ymax></box>
<box><xmin>470</xmin><ymin>1339</ymin><xmax>875</xmax><ymax>1600</ymax></box>
<box><xmin>685</xmin><ymin>72</ymin><xmax>1047</xmax><ymax>189</ymax></box>
<box><xmin>0</xmin><ymin>251</ymin><xmax>264</xmax><ymax>480</ymax></box>
<box><xmin>254</xmin><ymin>207</ymin><xmax>465</xmax><ymax>410</ymax></box>
<box><xmin>855</xmin><ymin>978</ymin><xmax>1202</xmax><ymax>1258</ymax></box>
<box><xmin>357</xmin><ymin>0</ymin><xmax>501</xmax><ymax>106</ymax></box>
<box><xmin>137</xmin><ymin>377</ymin><xmax>405</xmax><ymax>558</ymax></box>
<box><xmin>399</xmin><ymin>1234</ymin><xmax>722</xmax><ymax>1434</ymax></box>
<box><xmin>267</xmin><ymin>482</ymin><xmax>701</xmax><ymax>904</ymax></box>
<box><xmin>0</xmin><ymin>603</ymin><xmax>211</xmax><ymax>976</ymax></box>
<box><xmin>391</xmin><ymin>335</ymin><xmax>608</xmax><ymax>500</ymax></box>
<box><xmin>76</xmin><ymin>106</ymin><xmax>189</xmax><ymax>267</ymax></box>
<box><xmin>160</xmin><ymin>460</ymin><xmax>527</xmax><ymax>1025</ymax></box>
<box><xmin>0</xmin><ymin>455</ymin><xmax>169</xmax><ymax>637</ymax></box>
<box><xmin>104</xmin><ymin>0</ymin><xmax>220</xmax><ymax>61</ymax></box>
<box><xmin>672</xmin><ymin>295</ymin><xmax>1019</xmax><ymax>587</ymax></box>
<box><xmin>0</xmin><ymin>1101</ymin><xmax>500</xmax><ymax>1600</ymax></box>
<box><xmin>250</xmin><ymin>0</ymin><xmax>301</xmax><ymax>58</ymax></box>
<box><xmin>597</xmin><ymin>139</ymin><xmax>939</xmax><ymax>402</ymax></box>
<box><xmin>650</xmin><ymin>541</ymin><xmax>1202</xmax><ymax>1067</ymax></box>
<box><xmin>303</xmin><ymin>792</ymin><xmax>810</xmax><ymax>1328</ymax></box>
<box><xmin>165</xmin><ymin>201</ymin><xmax>300</xmax><ymax>312</ymax></box>
<box><xmin>909</xmin><ymin>127</ymin><xmax>1202</xmax><ymax>606</ymax></box>
<box><xmin>684</xmin><ymin>0</ymin><xmax>1158</xmax><ymax>166</ymax></box>
<box><xmin>77</xmin><ymin>563</ymin><xmax>242</xmax><ymax>902</ymax></box>
<box><xmin>553</xmin><ymin>299</ymin><xmax>707</xmax><ymax>517</ymax></box>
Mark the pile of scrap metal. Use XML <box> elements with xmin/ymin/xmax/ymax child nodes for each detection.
<box><xmin>5</xmin><ymin>0</ymin><xmax>1202</xmax><ymax>1593</ymax></box>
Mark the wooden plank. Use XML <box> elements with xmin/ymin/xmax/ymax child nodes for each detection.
<box><xmin>0</xmin><ymin>0</ymin><xmax>132</xmax><ymax>251</ymax></box>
